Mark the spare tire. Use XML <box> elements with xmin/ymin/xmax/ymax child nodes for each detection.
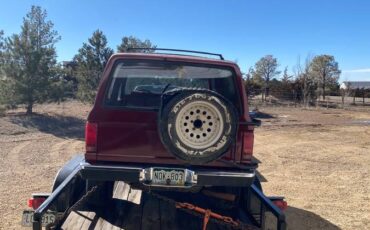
<box><xmin>158</xmin><ymin>88</ymin><xmax>237</xmax><ymax>164</ymax></box>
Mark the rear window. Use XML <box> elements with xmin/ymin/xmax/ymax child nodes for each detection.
<box><xmin>105</xmin><ymin>60</ymin><xmax>239</xmax><ymax>110</ymax></box>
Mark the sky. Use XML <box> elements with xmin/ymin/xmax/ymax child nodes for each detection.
<box><xmin>1</xmin><ymin>0</ymin><xmax>370</xmax><ymax>82</ymax></box>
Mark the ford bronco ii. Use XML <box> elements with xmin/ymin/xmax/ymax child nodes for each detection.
<box><xmin>82</xmin><ymin>49</ymin><xmax>257</xmax><ymax>189</ymax></box>
<box><xmin>25</xmin><ymin>50</ymin><xmax>287</xmax><ymax>230</ymax></box>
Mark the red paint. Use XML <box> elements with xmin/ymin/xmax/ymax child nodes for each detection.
<box><xmin>85</xmin><ymin>122</ymin><xmax>97</xmax><ymax>153</ymax></box>
<box><xmin>86</xmin><ymin>53</ymin><xmax>254</xmax><ymax>168</ymax></box>
<box><xmin>28</xmin><ymin>197</ymin><xmax>46</xmax><ymax>210</ymax></box>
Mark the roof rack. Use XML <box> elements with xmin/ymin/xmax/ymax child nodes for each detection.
<box><xmin>126</xmin><ymin>48</ymin><xmax>224</xmax><ymax>60</ymax></box>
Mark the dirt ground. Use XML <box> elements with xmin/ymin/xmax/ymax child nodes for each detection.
<box><xmin>0</xmin><ymin>101</ymin><xmax>369</xmax><ymax>229</ymax></box>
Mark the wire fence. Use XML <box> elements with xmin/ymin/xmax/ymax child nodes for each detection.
<box><xmin>247</xmin><ymin>89</ymin><xmax>370</xmax><ymax>109</ymax></box>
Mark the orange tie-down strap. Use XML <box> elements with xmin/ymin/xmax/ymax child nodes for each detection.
<box><xmin>175</xmin><ymin>202</ymin><xmax>240</xmax><ymax>230</ymax></box>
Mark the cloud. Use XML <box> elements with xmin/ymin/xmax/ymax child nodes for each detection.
<box><xmin>342</xmin><ymin>68</ymin><xmax>370</xmax><ymax>73</ymax></box>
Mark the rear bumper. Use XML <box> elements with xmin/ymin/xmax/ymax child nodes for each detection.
<box><xmin>80</xmin><ymin>162</ymin><xmax>255</xmax><ymax>187</ymax></box>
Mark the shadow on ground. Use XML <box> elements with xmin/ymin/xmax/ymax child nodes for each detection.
<box><xmin>253</xmin><ymin>111</ymin><xmax>275</xmax><ymax>119</ymax></box>
<box><xmin>9</xmin><ymin>113</ymin><xmax>85</xmax><ymax>140</ymax></box>
<box><xmin>284</xmin><ymin>206</ymin><xmax>341</xmax><ymax>230</ymax></box>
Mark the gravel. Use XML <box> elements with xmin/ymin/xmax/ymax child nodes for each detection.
<box><xmin>0</xmin><ymin>102</ymin><xmax>369</xmax><ymax>229</ymax></box>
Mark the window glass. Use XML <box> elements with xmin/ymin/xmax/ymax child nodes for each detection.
<box><xmin>105</xmin><ymin>60</ymin><xmax>239</xmax><ymax>110</ymax></box>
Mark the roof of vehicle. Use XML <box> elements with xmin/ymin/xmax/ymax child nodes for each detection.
<box><xmin>110</xmin><ymin>52</ymin><xmax>239</xmax><ymax>67</ymax></box>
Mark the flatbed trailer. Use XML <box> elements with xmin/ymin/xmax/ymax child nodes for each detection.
<box><xmin>28</xmin><ymin>157</ymin><xmax>287</xmax><ymax>230</ymax></box>
<box><xmin>23</xmin><ymin>50</ymin><xmax>287</xmax><ymax>230</ymax></box>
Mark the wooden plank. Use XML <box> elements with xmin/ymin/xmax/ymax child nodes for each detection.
<box><xmin>92</xmin><ymin>215</ymin><xmax>104</xmax><ymax>230</ymax></box>
<box><xmin>60</xmin><ymin>200</ymin><xmax>215</xmax><ymax>230</ymax></box>
<box><xmin>127</xmin><ymin>188</ymin><xmax>142</xmax><ymax>204</ymax></box>
<box><xmin>60</xmin><ymin>185</ymin><xmax>233</xmax><ymax>230</ymax></box>
<box><xmin>113</xmin><ymin>181</ymin><xmax>142</xmax><ymax>205</ymax></box>
<box><xmin>79</xmin><ymin>211</ymin><xmax>96</xmax><ymax>229</ymax></box>
<box><xmin>61</xmin><ymin>211</ymin><xmax>96</xmax><ymax>229</ymax></box>
<box><xmin>113</xmin><ymin>181</ymin><xmax>130</xmax><ymax>200</ymax></box>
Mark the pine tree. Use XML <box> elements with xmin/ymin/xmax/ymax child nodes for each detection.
<box><xmin>117</xmin><ymin>36</ymin><xmax>156</xmax><ymax>53</ymax></box>
<box><xmin>73</xmin><ymin>30</ymin><xmax>113</xmax><ymax>103</ymax></box>
<box><xmin>1</xmin><ymin>6</ymin><xmax>60</xmax><ymax>114</ymax></box>
<box><xmin>310</xmin><ymin>55</ymin><xmax>340</xmax><ymax>100</ymax></box>
<box><xmin>282</xmin><ymin>66</ymin><xmax>292</xmax><ymax>83</ymax></box>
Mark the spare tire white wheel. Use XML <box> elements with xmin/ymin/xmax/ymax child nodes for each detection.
<box><xmin>159</xmin><ymin>89</ymin><xmax>237</xmax><ymax>164</ymax></box>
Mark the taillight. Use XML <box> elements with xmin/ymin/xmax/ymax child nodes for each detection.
<box><xmin>241</xmin><ymin>128</ymin><xmax>254</xmax><ymax>162</ymax></box>
<box><xmin>28</xmin><ymin>197</ymin><xmax>46</xmax><ymax>210</ymax></box>
<box><xmin>85</xmin><ymin>122</ymin><xmax>98</xmax><ymax>153</ymax></box>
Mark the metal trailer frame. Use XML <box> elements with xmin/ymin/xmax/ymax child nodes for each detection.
<box><xmin>32</xmin><ymin>161</ymin><xmax>286</xmax><ymax>230</ymax></box>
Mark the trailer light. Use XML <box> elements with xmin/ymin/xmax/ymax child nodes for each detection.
<box><xmin>27</xmin><ymin>197</ymin><xmax>46</xmax><ymax>210</ymax></box>
<box><xmin>272</xmin><ymin>200</ymin><xmax>288</xmax><ymax>211</ymax></box>
<box><xmin>85</xmin><ymin>122</ymin><xmax>98</xmax><ymax>153</ymax></box>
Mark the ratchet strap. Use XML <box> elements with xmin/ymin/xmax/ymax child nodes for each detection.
<box><xmin>175</xmin><ymin>202</ymin><xmax>240</xmax><ymax>230</ymax></box>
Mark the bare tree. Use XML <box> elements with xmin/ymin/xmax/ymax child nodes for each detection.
<box><xmin>294</xmin><ymin>55</ymin><xmax>316</xmax><ymax>107</ymax></box>
<box><xmin>254</xmin><ymin>55</ymin><xmax>281</xmax><ymax>101</ymax></box>
<box><xmin>281</xmin><ymin>66</ymin><xmax>292</xmax><ymax>83</ymax></box>
<box><xmin>340</xmin><ymin>82</ymin><xmax>351</xmax><ymax>108</ymax></box>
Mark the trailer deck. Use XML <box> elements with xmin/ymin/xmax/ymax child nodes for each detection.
<box><xmin>31</xmin><ymin>171</ymin><xmax>286</xmax><ymax>230</ymax></box>
<box><xmin>60</xmin><ymin>183</ymin><xmax>245</xmax><ymax>230</ymax></box>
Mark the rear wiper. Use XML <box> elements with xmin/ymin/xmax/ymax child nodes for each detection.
<box><xmin>161</xmin><ymin>83</ymin><xmax>172</xmax><ymax>94</ymax></box>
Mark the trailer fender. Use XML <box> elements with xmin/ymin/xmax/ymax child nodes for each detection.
<box><xmin>52</xmin><ymin>154</ymin><xmax>84</xmax><ymax>190</ymax></box>
<box><xmin>51</xmin><ymin>154</ymin><xmax>86</xmax><ymax>211</ymax></box>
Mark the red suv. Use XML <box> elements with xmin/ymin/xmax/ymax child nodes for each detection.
<box><xmin>81</xmin><ymin>49</ymin><xmax>257</xmax><ymax>189</ymax></box>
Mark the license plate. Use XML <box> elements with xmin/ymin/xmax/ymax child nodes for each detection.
<box><xmin>152</xmin><ymin>168</ymin><xmax>185</xmax><ymax>186</ymax></box>
<box><xmin>21</xmin><ymin>210</ymin><xmax>56</xmax><ymax>227</ymax></box>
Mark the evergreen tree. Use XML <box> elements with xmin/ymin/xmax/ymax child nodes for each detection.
<box><xmin>310</xmin><ymin>55</ymin><xmax>340</xmax><ymax>100</ymax></box>
<box><xmin>282</xmin><ymin>66</ymin><xmax>292</xmax><ymax>83</ymax></box>
<box><xmin>1</xmin><ymin>6</ymin><xmax>60</xmax><ymax>114</ymax></box>
<box><xmin>0</xmin><ymin>30</ymin><xmax>4</xmax><ymax>56</ymax></box>
<box><xmin>0</xmin><ymin>30</ymin><xmax>11</xmax><ymax>110</ymax></box>
<box><xmin>73</xmin><ymin>30</ymin><xmax>113</xmax><ymax>102</ymax></box>
<box><xmin>47</xmin><ymin>64</ymin><xmax>74</xmax><ymax>104</ymax></box>
<box><xmin>117</xmin><ymin>36</ymin><xmax>156</xmax><ymax>53</ymax></box>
